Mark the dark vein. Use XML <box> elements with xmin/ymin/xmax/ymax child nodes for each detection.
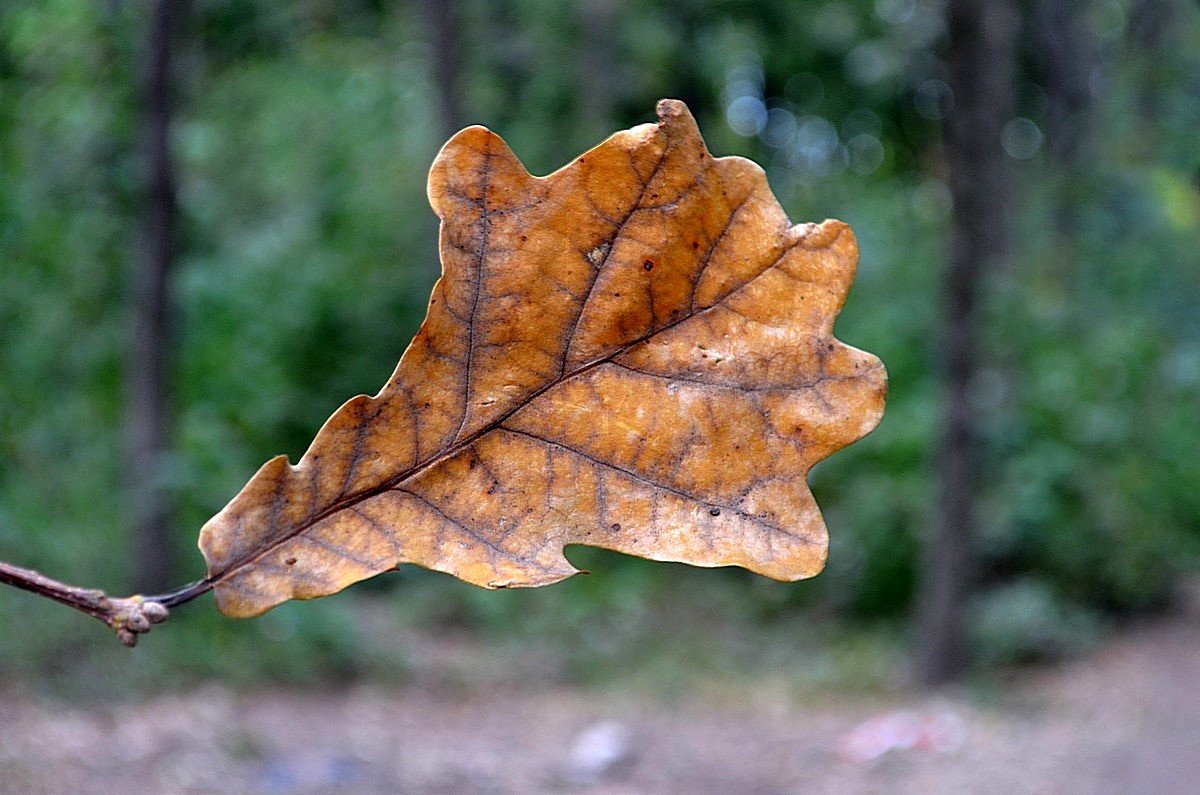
<box><xmin>560</xmin><ymin>146</ymin><xmax>671</xmax><ymax>374</ymax></box>
<box><xmin>498</xmin><ymin>427</ymin><xmax>816</xmax><ymax>545</ymax></box>
<box><xmin>610</xmin><ymin>360</ymin><xmax>865</xmax><ymax>393</ymax></box>
<box><xmin>348</xmin><ymin>506</ymin><xmax>403</xmax><ymax>559</ymax></box>
<box><xmin>454</xmin><ymin>144</ymin><xmax>494</xmax><ymax>442</ymax></box>
<box><xmin>392</xmin><ymin>485</ymin><xmax>544</xmax><ymax>567</ymax></box>
<box><xmin>338</xmin><ymin>400</ymin><xmax>374</xmax><ymax>500</ymax></box>
<box><xmin>691</xmin><ymin>195</ymin><xmax>751</xmax><ymax>312</ymax></box>
<box><xmin>299</xmin><ymin>532</ymin><xmax>380</xmax><ymax>570</ymax></box>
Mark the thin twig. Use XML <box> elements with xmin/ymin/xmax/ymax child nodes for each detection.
<box><xmin>0</xmin><ymin>559</ymin><xmax>212</xmax><ymax>646</ymax></box>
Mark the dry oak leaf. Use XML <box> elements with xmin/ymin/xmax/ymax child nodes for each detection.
<box><xmin>198</xmin><ymin>99</ymin><xmax>888</xmax><ymax>618</ymax></box>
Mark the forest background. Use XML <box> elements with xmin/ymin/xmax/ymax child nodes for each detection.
<box><xmin>1</xmin><ymin>0</ymin><xmax>1197</xmax><ymax>693</ymax></box>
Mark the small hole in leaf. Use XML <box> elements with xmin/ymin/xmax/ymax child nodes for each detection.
<box><xmin>643</xmin><ymin>260</ymin><xmax>655</xmax><ymax>271</ymax></box>
<box><xmin>709</xmin><ymin>507</ymin><xmax>721</xmax><ymax>517</ymax></box>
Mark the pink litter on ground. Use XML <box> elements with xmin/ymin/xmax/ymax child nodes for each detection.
<box><xmin>837</xmin><ymin>709</ymin><xmax>967</xmax><ymax>763</ymax></box>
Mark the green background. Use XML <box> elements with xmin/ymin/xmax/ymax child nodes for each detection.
<box><xmin>1</xmin><ymin>0</ymin><xmax>1197</xmax><ymax>691</ymax></box>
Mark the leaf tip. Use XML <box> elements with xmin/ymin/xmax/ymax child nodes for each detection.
<box><xmin>655</xmin><ymin>98</ymin><xmax>688</xmax><ymax>121</ymax></box>
<box><xmin>654</xmin><ymin>97</ymin><xmax>703</xmax><ymax>143</ymax></box>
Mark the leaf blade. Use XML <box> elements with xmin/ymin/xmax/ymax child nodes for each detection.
<box><xmin>198</xmin><ymin>100</ymin><xmax>887</xmax><ymax>618</ymax></box>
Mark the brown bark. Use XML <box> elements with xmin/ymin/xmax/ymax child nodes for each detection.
<box><xmin>127</xmin><ymin>0</ymin><xmax>182</xmax><ymax>592</ymax></box>
<box><xmin>917</xmin><ymin>0</ymin><xmax>1017</xmax><ymax>686</ymax></box>
<box><xmin>0</xmin><ymin>560</ymin><xmax>176</xmax><ymax>646</ymax></box>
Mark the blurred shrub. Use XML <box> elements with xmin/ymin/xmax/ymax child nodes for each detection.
<box><xmin>968</xmin><ymin>578</ymin><xmax>1104</xmax><ymax>667</ymax></box>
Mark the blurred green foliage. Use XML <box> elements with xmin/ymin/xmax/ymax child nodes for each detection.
<box><xmin>1</xmin><ymin>0</ymin><xmax>1197</xmax><ymax>686</ymax></box>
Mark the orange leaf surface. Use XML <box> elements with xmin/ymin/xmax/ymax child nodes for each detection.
<box><xmin>198</xmin><ymin>100</ymin><xmax>887</xmax><ymax>618</ymax></box>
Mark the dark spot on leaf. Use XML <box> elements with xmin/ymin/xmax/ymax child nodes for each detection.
<box><xmin>692</xmin><ymin>241</ymin><xmax>700</xmax><ymax>250</ymax></box>
<box><xmin>520</xmin><ymin>234</ymin><xmax>528</xmax><ymax>242</ymax></box>
<box><xmin>285</xmin><ymin>557</ymin><xmax>297</xmax><ymax>566</ymax></box>
<box><xmin>643</xmin><ymin>260</ymin><xmax>655</xmax><ymax>271</ymax></box>
<box><xmin>611</xmin><ymin>523</ymin><xmax>621</xmax><ymax>531</ymax></box>
<box><xmin>709</xmin><ymin>507</ymin><xmax>721</xmax><ymax>517</ymax></box>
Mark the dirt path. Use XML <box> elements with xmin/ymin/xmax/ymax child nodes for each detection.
<box><xmin>2</xmin><ymin>611</ymin><xmax>1197</xmax><ymax>794</ymax></box>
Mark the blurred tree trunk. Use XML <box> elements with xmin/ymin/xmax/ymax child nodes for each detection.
<box><xmin>1030</xmin><ymin>0</ymin><xmax>1095</xmax><ymax>240</ymax></box>
<box><xmin>127</xmin><ymin>0</ymin><xmax>182</xmax><ymax>592</ymax></box>
<box><xmin>1128</xmin><ymin>0</ymin><xmax>1175</xmax><ymax>120</ymax></box>
<box><xmin>574</xmin><ymin>0</ymin><xmax>618</xmax><ymax>139</ymax></box>
<box><xmin>917</xmin><ymin>0</ymin><xmax>1017</xmax><ymax>686</ymax></box>
<box><xmin>423</xmin><ymin>0</ymin><xmax>465</xmax><ymax>140</ymax></box>
<box><xmin>1030</xmin><ymin>0</ymin><xmax>1093</xmax><ymax>167</ymax></box>
<box><xmin>420</xmin><ymin>0</ymin><xmax>465</xmax><ymax>287</ymax></box>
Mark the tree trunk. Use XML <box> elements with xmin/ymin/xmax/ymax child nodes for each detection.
<box><xmin>1030</xmin><ymin>0</ymin><xmax>1095</xmax><ymax>242</ymax></box>
<box><xmin>1030</xmin><ymin>0</ymin><xmax>1093</xmax><ymax>167</ymax></box>
<box><xmin>420</xmin><ymin>0</ymin><xmax>465</xmax><ymax>288</ymax></box>
<box><xmin>574</xmin><ymin>0</ymin><xmax>619</xmax><ymax>139</ymax></box>
<box><xmin>423</xmin><ymin>0</ymin><xmax>466</xmax><ymax>141</ymax></box>
<box><xmin>1128</xmin><ymin>0</ymin><xmax>1175</xmax><ymax>120</ymax></box>
<box><xmin>917</xmin><ymin>0</ymin><xmax>1017</xmax><ymax>686</ymax></box>
<box><xmin>127</xmin><ymin>0</ymin><xmax>182</xmax><ymax>592</ymax></box>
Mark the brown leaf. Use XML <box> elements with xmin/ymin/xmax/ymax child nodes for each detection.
<box><xmin>198</xmin><ymin>100</ymin><xmax>887</xmax><ymax>618</ymax></box>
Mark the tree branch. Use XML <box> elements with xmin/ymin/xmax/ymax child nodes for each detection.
<box><xmin>0</xmin><ymin>559</ymin><xmax>212</xmax><ymax>646</ymax></box>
